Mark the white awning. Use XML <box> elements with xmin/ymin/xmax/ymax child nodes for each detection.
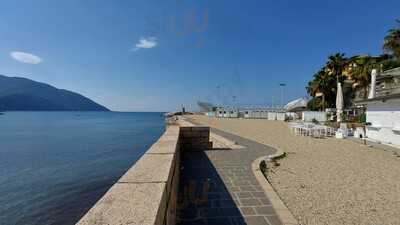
<box><xmin>284</xmin><ymin>98</ymin><xmax>307</xmax><ymax>112</ymax></box>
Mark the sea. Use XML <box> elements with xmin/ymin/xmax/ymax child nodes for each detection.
<box><xmin>0</xmin><ymin>111</ymin><xmax>165</xmax><ymax>225</ymax></box>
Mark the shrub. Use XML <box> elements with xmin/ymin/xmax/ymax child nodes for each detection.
<box><xmin>260</xmin><ymin>160</ymin><xmax>267</xmax><ymax>174</ymax></box>
<box><xmin>340</xmin><ymin>113</ymin><xmax>348</xmax><ymax>122</ymax></box>
<box><xmin>307</xmin><ymin>97</ymin><xmax>321</xmax><ymax>111</ymax></box>
<box><xmin>353</xmin><ymin>113</ymin><xmax>366</xmax><ymax>123</ymax></box>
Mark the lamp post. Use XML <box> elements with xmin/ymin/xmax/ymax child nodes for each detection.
<box><xmin>216</xmin><ymin>85</ymin><xmax>221</xmax><ymax>106</ymax></box>
<box><xmin>271</xmin><ymin>96</ymin><xmax>275</xmax><ymax>109</ymax></box>
<box><xmin>279</xmin><ymin>83</ymin><xmax>286</xmax><ymax>109</ymax></box>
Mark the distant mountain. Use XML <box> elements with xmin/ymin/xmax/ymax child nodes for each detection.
<box><xmin>0</xmin><ymin>75</ymin><xmax>109</xmax><ymax>111</ymax></box>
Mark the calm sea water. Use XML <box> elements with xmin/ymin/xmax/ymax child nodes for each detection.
<box><xmin>0</xmin><ymin>112</ymin><xmax>165</xmax><ymax>225</ymax></box>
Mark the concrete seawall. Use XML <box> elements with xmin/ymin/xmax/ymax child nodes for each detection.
<box><xmin>76</xmin><ymin>123</ymin><xmax>211</xmax><ymax>225</ymax></box>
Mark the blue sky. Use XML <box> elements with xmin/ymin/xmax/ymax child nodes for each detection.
<box><xmin>0</xmin><ymin>0</ymin><xmax>399</xmax><ymax>111</ymax></box>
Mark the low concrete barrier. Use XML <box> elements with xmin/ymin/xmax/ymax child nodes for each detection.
<box><xmin>76</xmin><ymin>124</ymin><xmax>211</xmax><ymax>225</ymax></box>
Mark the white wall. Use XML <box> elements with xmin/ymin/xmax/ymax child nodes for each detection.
<box><xmin>366</xmin><ymin>106</ymin><xmax>400</xmax><ymax>128</ymax></box>
<box><xmin>302</xmin><ymin>111</ymin><xmax>327</xmax><ymax>122</ymax></box>
<box><xmin>366</xmin><ymin>105</ymin><xmax>400</xmax><ymax>146</ymax></box>
<box><xmin>267</xmin><ymin>112</ymin><xmax>277</xmax><ymax>120</ymax></box>
<box><xmin>276</xmin><ymin>112</ymin><xmax>287</xmax><ymax>121</ymax></box>
<box><xmin>367</xmin><ymin>127</ymin><xmax>400</xmax><ymax>146</ymax></box>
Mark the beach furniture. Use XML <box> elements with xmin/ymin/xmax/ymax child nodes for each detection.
<box><xmin>289</xmin><ymin>122</ymin><xmax>335</xmax><ymax>138</ymax></box>
<box><xmin>292</xmin><ymin>124</ymin><xmax>304</xmax><ymax>135</ymax></box>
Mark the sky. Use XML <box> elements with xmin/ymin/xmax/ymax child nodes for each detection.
<box><xmin>0</xmin><ymin>0</ymin><xmax>399</xmax><ymax>112</ymax></box>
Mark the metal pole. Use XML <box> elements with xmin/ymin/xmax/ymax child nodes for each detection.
<box><xmin>279</xmin><ymin>83</ymin><xmax>286</xmax><ymax>109</ymax></box>
<box><xmin>271</xmin><ymin>96</ymin><xmax>274</xmax><ymax>109</ymax></box>
<box><xmin>216</xmin><ymin>85</ymin><xmax>221</xmax><ymax>106</ymax></box>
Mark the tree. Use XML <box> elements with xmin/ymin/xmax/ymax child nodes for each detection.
<box><xmin>306</xmin><ymin>69</ymin><xmax>337</xmax><ymax>109</ymax></box>
<box><xmin>382</xmin><ymin>58</ymin><xmax>400</xmax><ymax>71</ymax></box>
<box><xmin>305</xmin><ymin>19</ymin><xmax>400</xmax><ymax>110</ymax></box>
<box><xmin>349</xmin><ymin>56</ymin><xmax>382</xmax><ymax>98</ymax></box>
<box><xmin>325</xmin><ymin>53</ymin><xmax>348</xmax><ymax>83</ymax></box>
<box><xmin>383</xmin><ymin>19</ymin><xmax>400</xmax><ymax>59</ymax></box>
<box><xmin>306</xmin><ymin>53</ymin><xmax>349</xmax><ymax>110</ymax></box>
<box><xmin>306</xmin><ymin>97</ymin><xmax>322</xmax><ymax>111</ymax></box>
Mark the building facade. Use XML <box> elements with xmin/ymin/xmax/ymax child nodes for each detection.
<box><xmin>356</xmin><ymin>67</ymin><xmax>400</xmax><ymax>147</ymax></box>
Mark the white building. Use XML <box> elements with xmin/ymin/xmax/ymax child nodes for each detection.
<box><xmin>215</xmin><ymin>107</ymin><xmax>239</xmax><ymax>118</ymax></box>
<box><xmin>216</xmin><ymin>108</ymin><xmax>224</xmax><ymax>117</ymax></box>
<box><xmin>267</xmin><ymin>112</ymin><xmax>277</xmax><ymax>120</ymax></box>
<box><xmin>242</xmin><ymin>109</ymin><xmax>269</xmax><ymax>119</ymax></box>
<box><xmin>357</xmin><ymin>94</ymin><xmax>400</xmax><ymax>146</ymax></box>
<box><xmin>276</xmin><ymin>112</ymin><xmax>287</xmax><ymax>121</ymax></box>
<box><xmin>356</xmin><ymin>67</ymin><xmax>400</xmax><ymax>147</ymax></box>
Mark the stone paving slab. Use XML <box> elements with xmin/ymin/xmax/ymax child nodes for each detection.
<box><xmin>177</xmin><ymin>120</ymin><xmax>285</xmax><ymax>225</ymax></box>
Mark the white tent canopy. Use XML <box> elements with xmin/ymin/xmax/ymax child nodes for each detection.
<box><xmin>284</xmin><ymin>98</ymin><xmax>307</xmax><ymax>112</ymax></box>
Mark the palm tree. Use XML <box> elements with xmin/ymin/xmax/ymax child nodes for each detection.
<box><xmin>326</xmin><ymin>53</ymin><xmax>348</xmax><ymax>83</ymax></box>
<box><xmin>383</xmin><ymin>19</ymin><xmax>400</xmax><ymax>59</ymax></box>
<box><xmin>349</xmin><ymin>56</ymin><xmax>381</xmax><ymax>98</ymax></box>
<box><xmin>381</xmin><ymin>56</ymin><xmax>400</xmax><ymax>70</ymax></box>
<box><xmin>306</xmin><ymin>69</ymin><xmax>337</xmax><ymax>109</ymax></box>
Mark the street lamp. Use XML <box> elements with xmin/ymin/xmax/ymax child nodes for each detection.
<box><xmin>216</xmin><ymin>85</ymin><xmax>221</xmax><ymax>106</ymax></box>
<box><xmin>279</xmin><ymin>83</ymin><xmax>286</xmax><ymax>108</ymax></box>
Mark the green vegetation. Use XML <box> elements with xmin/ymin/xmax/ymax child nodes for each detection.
<box><xmin>311</xmin><ymin>118</ymin><xmax>319</xmax><ymax>124</ymax></box>
<box><xmin>383</xmin><ymin>19</ymin><xmax>400</xmax><ymax>59</ymax></box>
<box><xmin>353</xmin><ymin>113</ymin><xmax>366</xmax><ymax>123</ymax></box>
<box><xmin>340</xmin><ymin>113</ymin><xmax>348</xmax><ymax>122</ymax></box>
<box><xmin>260</xmin><ymin>160</ymin><xmax>270</xmax><ymax>180</ymax></box>
<box><xmin>306</xmin><ymin>67</ymin><xmax>343</xmax><ymax>110</ymax></box>
<box><xmin>326</xmin><ymin>53</ymin><xmax>347</xmax><ymax>83</ymax></box>
<box><xmin>306</xmin><ymin>19</ymin><xmax>400</xmax><ymax>110</ymax></box>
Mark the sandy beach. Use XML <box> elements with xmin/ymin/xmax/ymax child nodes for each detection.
<box><xmin>187</xmin><ymin>115</ymin><xmax>400</xmax><ymax>225</ymax></box>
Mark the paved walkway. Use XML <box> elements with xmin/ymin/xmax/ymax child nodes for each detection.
<box><xmin>177</xmin><ymin>123</ymin><xmax>284</xmax><ymax>225</ymax></box>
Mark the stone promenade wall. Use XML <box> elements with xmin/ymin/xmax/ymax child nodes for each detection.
<box><xmin>180</xmin><ymin>126</ymin><xmax>212</xmax><ymax>151</ymax></box>
<box><xmin>76</xmin><ymin>123</ymin><xmax>210</xmax><ymax>225</ymax></box>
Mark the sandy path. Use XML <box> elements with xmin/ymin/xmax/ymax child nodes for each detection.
<box><xmin>187</xmin><ymin>115</ymin><xmax>400</xmax><ymax>225</ymax></box>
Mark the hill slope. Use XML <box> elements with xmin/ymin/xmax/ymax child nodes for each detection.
<box><xmin>0</xmin><ymin>75</ymin><xmax>109</xmax><ymax>111</ymax></box>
